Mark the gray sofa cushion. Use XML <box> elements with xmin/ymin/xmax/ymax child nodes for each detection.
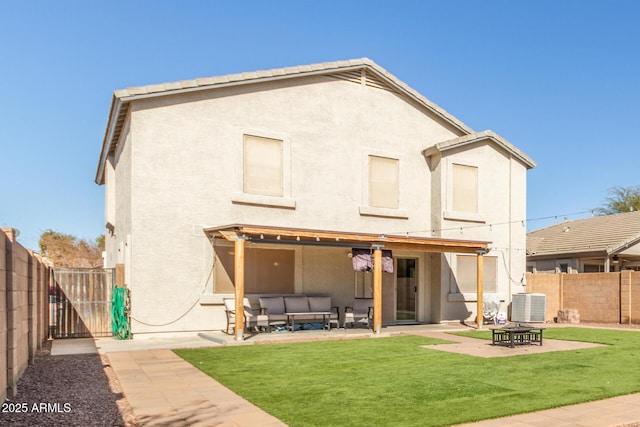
<box><xmin>308</xmin><ymin>296</ymin><xmax>331</xmax><ymax>312</ymax></box>
<box><xmin>284</xmin><ymin>296</ymin><xmax>310</xmax><ymax>313</ymax></box>
<box><xmin>259</xmin><ymin>297</ymin><xmax>286</xmax><ymax>315</ymax></box>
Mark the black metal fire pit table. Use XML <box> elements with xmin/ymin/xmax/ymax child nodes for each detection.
<box><xmin>491</xmin><ymin>323</ymin><xmax>544</xmax><ymax>348</ymax></box>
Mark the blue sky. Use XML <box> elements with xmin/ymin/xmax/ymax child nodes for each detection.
<box><xmin>1</xmin><ymin>1</ymin><xmax>639</xmax><ymax>250</ymax></box>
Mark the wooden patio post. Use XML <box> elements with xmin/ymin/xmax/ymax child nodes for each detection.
<box><xmin>373</xmin><ymin>247</ymin><xmax>382</xmax><ymax>334</ymax></box>
<box><xmin>476</xmin><ymin>251</ymin><xmax>484</xmax><ymax>329</ymax></box>
<box><xmin>234</xmin><ymin>237</ymin><xmax>246</xmax><ymax>341</ymax></box>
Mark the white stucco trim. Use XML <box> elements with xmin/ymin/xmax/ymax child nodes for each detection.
<box><xmin>359</xmin><ymin>206</ymin><xmax>409</xmax><ymax>219</ymax></box>
<box><xmin>443</xmin><ymin>211</ymin><xmax>486</xmax><ymax>223</ymax></box>
<box><xmin>447</xmin><ymin>292</ymin><xmax>498</xmax><ymax>302</ymax></box>
<box><xmin>199</xmin><ymin>294</ymin><xmax>228</xmax><ymax>305</ymax></box>
<box><xmin>231</xmin><ymin>193</ymin><xmax>296</xmax><ymax>209</ymax></box>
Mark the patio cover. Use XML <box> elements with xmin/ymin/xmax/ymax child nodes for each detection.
<box><xmin>204</xmin><ymin>224</ymin><xmax>491</xmax><ymax>340</ymax></box>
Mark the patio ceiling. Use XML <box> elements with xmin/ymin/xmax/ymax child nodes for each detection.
<box><xmin>203</xmin><ymin>224</ymin><xmax>490</xmax><ymax>254</ymax></box>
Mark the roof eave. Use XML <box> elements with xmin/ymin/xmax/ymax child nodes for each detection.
<box><xmin>608</xmin><ymin>234</ymin><xmax>640</xmax><ymax>255</ymax></box>
<box><xmin>422</xmin><ymin>131</ymin><xmax>536</xmax><ymax>169</ymax></box>
<box><xmin>527</xmin><ymin>249</ymin><xmax>609</xmax><ymax>259</ymax></box>
<box><xmin>95</xmin><ymin>95</ymin><xmax>122</xmax><ymax>185</ymax></box>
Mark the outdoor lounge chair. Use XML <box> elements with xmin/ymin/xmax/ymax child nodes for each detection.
<box><xmin>223</xmin><ymin>298</ymin><xmax>256</xmax><ymax>334</ymax></box>
<box><xmin>344</xmin><ymin>297</ymin><xmax>373</xmax><ymax>328</ymax></box>
<box><xmin>308</xmin><ymin>296</ymin><xmax>340</xmax><ymax>329</ymax></box>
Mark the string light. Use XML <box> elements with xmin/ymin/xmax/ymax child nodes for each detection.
<box><xmin>384</xmin><ymin>209</ymin><xmax>594</xmax><ymax>236</ymax></box>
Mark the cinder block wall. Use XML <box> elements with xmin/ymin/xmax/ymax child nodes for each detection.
<box><xmin>0</xmin><ymin>230</ymin><xmax>7</xmax><ymax>402</ymax></box>
<box><xmin>1</xmin><ymin>228</ymin><xmax>50</xmax><ymax>400</ymax></box>
<box><xmin>528</xmin><ymin>271</ymin><xmax>640</xmax><ymax>324</ymax></box>
<box><xmin>621</xmin><ymin>271</ymin><xmax>640</xmax><ymax>324</ymax></box>
<box><xmin>563</xmin><ymin>273</ymin><xmax>620</xmax><ymax>323</ymax></box>
<box><xmin>525</xmin><ymin>273</ymin><xmax>561</xmax><ymax>321</ymax></box>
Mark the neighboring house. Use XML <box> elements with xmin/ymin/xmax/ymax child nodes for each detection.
<box><xmin>95</xmin><ymin>58</ymin><xmax>536</xmax><ymax>337</ymax></box>
<box><xmin>527</xmin><ymin>211</ymin><xmax>640</xmax><ymax>273</ymax></box>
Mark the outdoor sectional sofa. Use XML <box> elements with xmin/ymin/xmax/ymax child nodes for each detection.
<box><xmin>258</xmin><ymin>295</ymin><xmax>340</xmax><ymax>331</ymax></box>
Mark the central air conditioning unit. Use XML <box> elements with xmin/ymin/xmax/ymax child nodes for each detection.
<box><xmin>511</xmin><ymin>293</ymin><xmax>546</xmax><ymax>323</ymax></box>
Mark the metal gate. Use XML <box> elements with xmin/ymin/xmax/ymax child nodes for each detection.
<box><xmin>50</xmin><ymin>268</ymin><xmax>115</xmax><ymax>338</ymax></box>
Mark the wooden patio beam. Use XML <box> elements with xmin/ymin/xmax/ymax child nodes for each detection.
<box><xmin>204</xmin><ymin>224</ymin><xmax>490</xmax><ymax>254</ymax></box>
<box><xmin>476</xmin><ymin>251</ymin><xmax>484</xmax><ymax>330</ymax></box>
<box><xmin>383</xmin><ymin>242</ymin><xmax>484</xmax><ymax>254</ymax></box>
<box><xmin>234</xmin><ymin>237</ymin><xmax>245</xmax><ymax>341</ymax></box>
<box><xmin>373</xmin><ymin>247</ymin><xmax>382</xmax><ymax>334</ymax></box>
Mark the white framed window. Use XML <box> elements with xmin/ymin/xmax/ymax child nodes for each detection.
<box><xmin>359</xmin><ymin>151</ymin><xmax>408</xmax><ymax>219</ymax></box>
<box><xmin>452</xmin><ymin>163</ymin><xmax>478</xmax><ymax>213</ymax></box>
<box><xmin>444</xmin><ymin>159</ymin><xmax>484</xmax><ymax>223</ymax></box>
<box><xmin>232</xmin><ymin>131</ymin><xmax>295</xmax><ymax>209</ymax></box>
<box><xmin>454</xmin><ymin>254</ymin><xmax>497</xmax><ymax>294</ymax></box>
<box><xmin>369</xmin><ymin>155</ymin><xmax>399</xmax><ymax>209</ymax></box>
<box><xmin>213</xmin><ymin>245</ymin><xmax>295</xmax><ymax>294</ymax></box>
<box><xmin>555</xmin><ymin>259</ymin><xmax>571</xmax><ymax>274</ymax></box>
<box><xmin>243</xmin><ymin>134</ymin><xmax>283</xmax><ymax>196</ymax></box>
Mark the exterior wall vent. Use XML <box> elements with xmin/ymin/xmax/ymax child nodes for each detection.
<box><xmin>511</xmin><ymin>293</ymin><xmax>546</xmax><ymax>323</ymax></box>
<box><xmin>326</xmin><ymin>70</ymin><xmax>399</xmax><ymax>94</ymax></box>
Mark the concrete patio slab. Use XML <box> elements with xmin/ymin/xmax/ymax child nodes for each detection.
<box><xmin>416</xmin><ymin>330</ymin><xmax>604</xmax><ymax>358</ymax></box>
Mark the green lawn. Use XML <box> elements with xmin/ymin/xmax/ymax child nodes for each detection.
<box><xmin>175</xmin><ymin>328</ymin><xmax>640</xmax><ymax>426</ymax></box>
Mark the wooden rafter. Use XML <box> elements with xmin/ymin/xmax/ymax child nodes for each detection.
<box><xmin>204</xmin><ymin>224</ymin><xmax>489</xmax><ymax>253</ymax></box>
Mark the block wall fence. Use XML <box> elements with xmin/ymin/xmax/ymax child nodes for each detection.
<box><xmin>0</xmin><ymin>228</ymin><xmax>50</xmax><ymax>401</ymax></box>
<box><xmin>526</xmin><ymin>271</ymin><xmax>640</xmax><ymax>324</ymax></box>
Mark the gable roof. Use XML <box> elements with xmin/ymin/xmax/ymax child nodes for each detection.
<box><xmin>527</xmin><ymin>211</ymin><xmax>640</xmax><ymax>257</ymax></box>
<box><xmin>421</xmin><ymin>130</ymin><xmax>536</xmax><ymax>169</ymax></box>
<box><xmin>95</xmin><ymin>58</ymin><xmax>476</xmax><ymax>184</ymax></box>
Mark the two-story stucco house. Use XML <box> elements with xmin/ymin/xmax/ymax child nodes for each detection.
<box><xmin>95</xmin><ymin>58</ymin><xmax>535</xmax><ymax>338</ymax></box>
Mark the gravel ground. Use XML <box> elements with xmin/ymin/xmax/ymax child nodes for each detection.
<box><xmin>1</xmin><ymin>341</ymin><xmax>137</xmax><ymax>426</ymax></box>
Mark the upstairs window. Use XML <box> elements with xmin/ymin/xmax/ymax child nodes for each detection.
<box><xmin>452</xmin><ymin>163</ymin><xmax>478</xmax><ymax>213</ymax></box>
<box><xmin>243</xmin><ymin>134</ymin><xmax>283</xmax><ymax>197</ymax></box>
<box><xmin>369</xmin><ymin>155</ymin><xmax>399</xmax><ymax>209</ymax></box>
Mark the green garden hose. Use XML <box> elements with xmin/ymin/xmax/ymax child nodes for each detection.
<box><xmin>111</xmin><ymin>287</ymin><xmax>131</xmax><ymax>340</ymax></box>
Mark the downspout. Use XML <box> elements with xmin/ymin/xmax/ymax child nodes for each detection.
<box><xmin>508</xmin><ymin>156</ymin><xmax>513</xmax><ymax>304</ymax></box>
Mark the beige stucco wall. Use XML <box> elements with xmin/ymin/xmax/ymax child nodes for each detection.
<box><xmin>430</xmin><ymin>143</ymin><xmax>529</xmax><ymax>322</ymax></box>
<box><xmin>104</xmin><ymin>75</ymin><xmax>529</xmax><ymax>333</ymax></box>
<box><xmin>529</xmin><ymin>258</ymin><xmax>580</xmax><ymax>274</ymax></box>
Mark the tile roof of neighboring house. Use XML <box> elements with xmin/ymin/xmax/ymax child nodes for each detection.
<box><xmin>526</xmin><ymin>211</ymin><xmax>640</xmax><ymax>257</ymax></box>
<box><xmin>422</xmin><ymin>130</ymin><xmax>536</xmax><ymax>169</ymax></box>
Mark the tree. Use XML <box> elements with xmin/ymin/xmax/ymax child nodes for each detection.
<box><xmin>594</xmin><ymin>186</ymin><xmax>640</xmax><ymax>215</ymax></box>
<box><xmin>39</xmin><ymin>230</ymin><xmax>104</xmax><ymax>268</ymax></box>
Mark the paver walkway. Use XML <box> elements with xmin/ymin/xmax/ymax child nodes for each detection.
<box><xmin>52</xmin><ymin>325</ymin><xmax>640</xmax><ymax>426</ymax></box>
<box><xmin>107</xmin><ymin>349</ymin><xmax>285</xmax><ymax>427</ymax></box>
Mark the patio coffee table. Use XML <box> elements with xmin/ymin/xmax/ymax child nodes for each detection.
<box><xmin>286</xmin><ymin>312</ymin><xmax>332</xmax><ymax>332</ymax></box>
<box><xmin>492</xmin><ymin>324</ymin><xmax>544</xmax><ymax>348</ymax></box>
